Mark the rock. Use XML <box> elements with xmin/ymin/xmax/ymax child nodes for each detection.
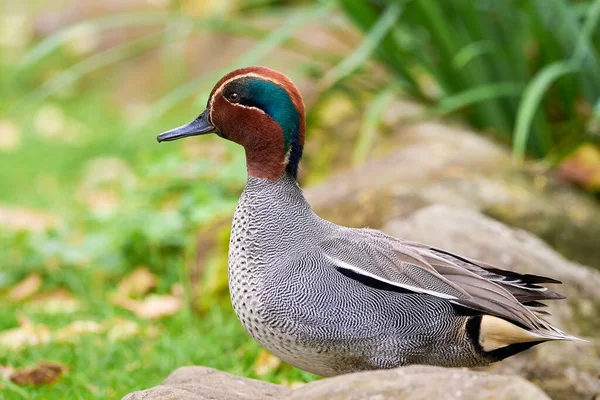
<box><xmin>384</xmin><ymin>205</ymin><xmax>600</xmax><ymax>400</ymax></box>
<box><xmin>123</xmin><ymin>365</ymin><xmax>551</xmax><ymax>400</ymax></box>
<box><xmin>304</xmin><ymin>118</ymin><xmax>600</xmax><ymax>268</ymax></box>
<box><xmin>122</xmin><ymin>366</ymin><xmax>290</xmax><ymax>400</ymax></box>
<box><xmin>290</xmin><ymin>366</ymin><xmax>551</xmax><ymax>400</ymax></box>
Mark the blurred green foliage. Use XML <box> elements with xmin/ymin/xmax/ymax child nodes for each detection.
<box><xmin>337</xmin><ymin>0</ymin><xmax>600</xmax><ymax>161</ymax></box>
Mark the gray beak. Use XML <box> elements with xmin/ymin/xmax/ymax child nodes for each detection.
<box><xmin>157</xmin><ymin>109</ymin><xmax>215</xmax><ymax>142</ymax></box>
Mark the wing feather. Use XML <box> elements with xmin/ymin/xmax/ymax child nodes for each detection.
<box><xmin>321</xmin><ymin>229</ymin><xmax>571</xmax><ymax>336</ymax></box>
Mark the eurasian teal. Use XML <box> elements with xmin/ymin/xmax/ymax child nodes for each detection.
<box><xmin>157</xmin><ymin>66</ymin><xmax>580</xmax><ymax>377</ymax></box>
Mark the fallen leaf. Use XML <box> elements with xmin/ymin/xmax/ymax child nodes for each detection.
<box><xmin>0</xmin><ymin>204</ymin><xmax>61</xmax><ymax>232</ymax></box>
<box><xmin>115</xmin><ymin>267</ymin><xmax>157</xmax><ymax>299</ymax></box>
<box><xmin>76</xmin><ymin>157</ymin><xmax>137</xmax><ymax>214</ymax></box>
<box><xmin>280</xmin><ymin>380</ymin><xmax>306</xmax><ymax>389</ymax></box>
<box><xmin>559</xmin><ymin>144</ymin><xmax>600</xmax><ymax>190</ymax></box>
<box><xmin>113</xmin><ymin>294</ymin><xmax>181</xmax><ymax>319</ymax></box>
<box><xmin>171</xmin><ymin>283</ymin><xmax>185</xmax><ymax>297</ymax></box>
<box><xmin>0</xmin><ymin>365</ymin><xmax>14</xmax><ymax>380</ymax></box>
<box><xmin>0</xmin><ymin>120</ymin><xmax>21</xmax><ymax>151</ymax></box>
<box><xmin>78</xmin><ymin>189</ymin><xmax>120</xmax><ymax>215</ymax></box>
<box><xmin>10</xmin><ymin>362</ymin><xmax>66</xmax><ymax>386</ymax></box>
<box><xmin>107</xmin><ymin>319</ymin><xmax>139</xmax><ymax>341</ymax></box>
<box><xmin>0</xmin><ymin>317</ymin><xmax>50</xmax><ymax>350</ymax></box>
<box><xmin>254</xmin><ymin>349</ymin><xmax>281</xmax><ymax>377</ymax></box>
<box><xmin>55</xmin><ymin>320</ymin><xmax>103</xmax><ymax>342</ymax></box>
<box><xmin>34</xmin><ymin>104</ymin><xmax>66</xmax><ymax>140</ymax></box>
<box><xmin>28</xmin><ymin>289</ymin><xmax>80</xmax><ymax>314</ymax></box>
<box><xmin>7</xmin><ymin>273</ymin><xmax>42</xmax><ymax>302</ymax></box>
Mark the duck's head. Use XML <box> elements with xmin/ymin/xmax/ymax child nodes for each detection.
<box><xmin>157</xmin><ymin>66</ymin><xmax>305</xmax><ymax>181</ymax></box>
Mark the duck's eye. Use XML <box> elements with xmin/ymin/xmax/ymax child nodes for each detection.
<box><xmin>228</xmin><ymin>92</ymin><xmax>240</xmax><ymax>103</ymax></box>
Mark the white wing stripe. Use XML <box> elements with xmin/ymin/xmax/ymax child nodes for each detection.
<box><xmin>324</xmin><ymin>254</ymin><xmax>458</xmax><ymax>300</ymax></box>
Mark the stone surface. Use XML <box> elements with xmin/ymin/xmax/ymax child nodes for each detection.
<box><xmin>124</xmin><ymin>365</ymin><xmax>551</xmax><ymax>400</ymax></box>
<box><xmin>305</xmin><ymin>119</ymin><xmax>600</xmax><ymax>269</ymax></box>
<box><xmin>123</xmin><ymin>366</ymin><xmax>291</xmax><ymax>400</ymax></box>
<box><xmin>384</xmin><ymin>205</ymin><xmax>600</xmax><ymax>400</ymax></box>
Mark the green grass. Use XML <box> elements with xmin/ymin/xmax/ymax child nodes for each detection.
<box><xmin>0</xmin><ymin>4</ymin><xmax>326</xmax><ymax>397</ymax></box>
<box><xmin>337</xmin><ymin>0</ymin><xmax>600</xmax><ymax>163</ymax></box>
<box><xmin>0</xmin><ymin>302</ymin><xmax>316</xmax><ymax>399</ymax></box>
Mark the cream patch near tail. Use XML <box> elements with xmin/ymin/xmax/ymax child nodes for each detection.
<box><xmin>479</xmin><ymin>315</ymin><xmax>549</xmax><ymax>352</ymax></box>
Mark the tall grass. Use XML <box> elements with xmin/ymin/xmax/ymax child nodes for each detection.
<box><xmin>337</xmin><ymin>0</ymin><xmax>600</xmax><ymax>163</ymax></box>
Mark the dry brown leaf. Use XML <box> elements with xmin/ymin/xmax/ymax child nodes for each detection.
<box><xmin>280</xmin><ymin>380</ymin><xmax>306</xmax><ymax>389</ymax></box>
<box><xmin>0</xmin><ymin>317</ymin><xmax>51</xmax><ymax>350</ymax></box>
<box><xmin>114</xmin><ymin>294</ymin><xmax>181</xmax><ymax>319</ymax></box>
<box><xmin>55</xmin><ymin>320</ymin><xmax>103</xmax><ymax>342</ymax></box>
<box><xmin>171</xmin><ymin>283</ymin><xmax>185</xmax><ymax>297</ymax></box>
<box><xmin>28</xmin><ymin>289</ymin><xmax>80</xmax><ymax>314</ymax></box>
<box><xmin>10</xmin><ymin>362</ymin><xmax>66</xmax><ymax>386</ymax></box>
<box><xmin>7</xmin><ymin>273</ymin><xmax>42</xmax><ymax>302</ymax></box>
<box><xmin>254</xmin><ymin>349</ymin><xmax>281</xmax><ymax>377</ymax></box>
<box><xmin>107</xmin><ymin>319</ymin><xmax>139</xmax><ymax>341</ymax></box>
<box><xmin>0</xmin><ymin>365</ymin><xmax>14</xmax><ymax>380</ymax></box>
<box><xmin>0</xmin><ymin>204</ymin><xmax>61</xmax><ymax>232</ymax></box>
<box><xmin>56</xmin><ymin>319</ymin><xmax>141</xmax><ymax>343</ymax></box>
<box><xmin>115</xmin><ymin>267</ymin><xmax>157</xmax><ymax>299</ymax></box>
<box><xmin>0</xmin><ymin>120</ymin><xmax>21</xmax><ymax>151</ymax></box>
<box><xmin>559</xmin><ymin>144</ymin><xmax>600</xmax><ymax>190</ymax></box>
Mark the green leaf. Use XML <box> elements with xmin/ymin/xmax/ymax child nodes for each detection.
<box><xmin>133</xmin><ymin>4</ymin><xmax>331</xmax><ymax>130</ymax></box>
<box><xmin>513</xmin><ymin>62</ymin><xmax>576</xmax><ymax>162</ymax></box>
<box><xmin>352</xmin><ymin>88</ymin><xmax>395</xmax><ymax>165</ymax></box>
<box><xmin>322</xmin><ymin>2</ymin><xmax>403</xmax><ymax>88</ymax></box>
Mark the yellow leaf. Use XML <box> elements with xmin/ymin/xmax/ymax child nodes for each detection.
<box><xmin>0</xmin><ymin>365</ymin><xmax>14</xmax><ymax>380</ymax></box>
<box><xmin>107</xmin><ymin>319</ymin><xmax>139</xmax><ymax>341</ymax></box>
<box><xmin>113</xmin><ymin>294</ymin><xmax>181</xmax><ymax>319</ymax></box>
<box><xmin>0</xmin><ymin>317</ymin><xmax>50</xmax><ymax>350</ymax></box>
<box><xmin>28</xmin><ymin>288</ymin><xmax>80</xmax><ymax>314</ymax></box>
<box><xmin>115</xmin><ymin>267</ymin><xmax>157</xmax><ymax>299</ymax></box>
<box><xmin>0</xmin><ymin>204</ymin><xmax>61</xmax><ymax>232</ymax></box>
<box><xmin>559</xmin><ymin>144</ymin><xmax>600</xmax><ymax>190</ymax></box>
<box><xmin>7</xmin><ymin>273</ymin><xmax>42</xmax><ymax>302</ymax></box>
<box><xmin>0</xmin><ymin>120</ymin><xmax>21</xmax><ymax>151</ymax></box>
<box><xmin>55</xmin><ymin>320</ymin><xmax>103</xmax><ymax>342</ymax></box>
<box><xmin>253</xmin><ymin>349</ymin><xmax>281</xmax><ymax>377</ymax></box>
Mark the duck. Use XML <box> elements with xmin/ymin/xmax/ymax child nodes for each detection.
<box><xmin>157</xmin><ymin>66</ymin><xmax>580</xmax><ymax>377</ymax></box>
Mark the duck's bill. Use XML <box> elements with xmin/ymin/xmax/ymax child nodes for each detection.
<box><xmin>157</xmin><ymin>110</ymin><xmax>215</xmax><ymax>142</ymax></box>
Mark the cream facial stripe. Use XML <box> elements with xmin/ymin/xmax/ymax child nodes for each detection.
<box><xmin>208</xmin><ymin>72</ymin><xmax>291</xmax><ymax>124</ymax></box>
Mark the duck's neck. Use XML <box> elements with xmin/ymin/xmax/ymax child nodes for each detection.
<box><xmin>233</xmin><ymin>173</ymin><xmax>321</xmax><ymax>260</ymax></box>
<box><xmin>240</xmin><ymin>173</ymin><xmax>313</xmax><ymax>225</ymax></box>
<box><xmin>244</xmin><ymin>172</ymin><xmax>305</xmax><ymax>204</ymax></box>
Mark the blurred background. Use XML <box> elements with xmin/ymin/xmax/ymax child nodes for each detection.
<box><xmin>1</xmin><ymin>0</ymin><xmax>599</xmax><ymax>398</ymax></box>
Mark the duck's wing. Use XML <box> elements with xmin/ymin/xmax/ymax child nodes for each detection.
<box><xmin>319</xmin><ymin>228</ymin><xmax>573</xmax><ymax>339</ymax></box>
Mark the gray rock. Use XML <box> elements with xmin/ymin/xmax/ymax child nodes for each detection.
<box><xmin>305</xmin><ymin>120</ymin><xmax>600</xmax><ymax>268</ymax></box>
<box><xmin>123</xmin><ymin>365</ymin><xmax>551</xmax><ymax>400</ymax></box>
<box><xmin>122</xmin><ymin>366</ymin><xmax>291</xmax><ymax>400</ymax></box>
<box><xmin>384</xmin><ymin>205</ymin><xmax>600</xmax><ymax>400</ymax></box>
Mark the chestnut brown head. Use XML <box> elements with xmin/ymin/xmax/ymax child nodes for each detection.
<box><xmin>157</xmin><ymin>66</ymin><xmax>306</xmax><ymax>181</ymax></box>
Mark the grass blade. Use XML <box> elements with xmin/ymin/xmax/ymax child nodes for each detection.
<box><xmin>134</xmin><ymin>4</ymin><xmax>331</xmax><ymax>130</ymax></box>
<box><xmin>352</xmin><ymin>88</ymin><xmax>395</xmax><ymax>165</ymax></box>
<box><xmin>436</xmin><ymin>82</ymin><xmax>525</xmax><ymax>117</ymax></box>
<box><xmin>322</xmin><ymin>2</ymin><xmax>402</xmax><ymax>88</ymax></box>
<box><xmin>513</xmin><ymin>62</ymin><xmax>576</xmax><ymax>162</ymax></box>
